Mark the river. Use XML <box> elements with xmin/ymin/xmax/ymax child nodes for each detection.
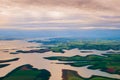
<box><xmin>0</xmin><ymin>40</ymin><xmax>120</xmax><ymax>80</ymax></box>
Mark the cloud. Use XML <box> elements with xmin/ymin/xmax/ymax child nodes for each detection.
<box><xmin>1</xmin><ymin>0</ymin><xmax>120</xmax><ymax>13</ymax></box>
<box><xmin>1</xmin><ymin>0</ymin><xmax>120</xmax><ymax>15</ymax></box>
<box><xmin>0</xmin><ymin>0</ymin><xmax>120</xmax><ymax>30</ymax></box>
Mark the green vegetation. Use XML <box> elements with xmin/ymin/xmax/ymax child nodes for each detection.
<box><xmin>11</xmin><ymin>49</ymin><xmax>50</xmax><ymax>54</ymax></box>
<box><xmin>62</xmin><ymin>69</ymin><xmax>118</xmax><ymax>80</ymax></box>
<box><xmin>45</xmin><ymin>54</ymin><xmax>120</xmax><ymax>74</ymax></box>
<box><xmin>0</xmin><ymin>64</ymin><xmax>51</xmax><ymax>80</ymax></box>
<box><xmin>17</xmin><ymin>40</ymin><xmax>120</xmax><ymax>53</ymax></box>
<box><xmin>29</xmin><ymin>38</ymin><xmax>120</xmax><ymax>53</ymax></box>
<box><xmin>48</xmin><ymin>40</ymin><xmax>120</xmax><ymax>53</ymax></box>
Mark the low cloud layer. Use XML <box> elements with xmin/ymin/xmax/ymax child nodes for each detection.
<box><xmin>0</xmin><ymin>0</ymin><xmax>120</xmax><ymax>30</ymax></box>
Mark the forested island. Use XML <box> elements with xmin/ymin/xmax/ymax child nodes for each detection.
<box><xmin>0</xmin><ymin>58</ymin><xmax>19</xmax><ymax>68</ymax></box>
<box><xmin>45</xmin><ymin>54</ymin><xmax>120</xmax><ymax>74</ymax></box>
<box><xmin>29</xmin><ymin>38</ymin><xmax>120</xmax><ymax>53</ymax></box>
<box><xmin>0</xmin><ymin>64</ymin><xmax>118</xmax><ymax>80</ymax></box>
<box><xmin>0</xmin><ymin>64</ymin><xmax>51</xmax><ymax>80</ymax></box>
<box><xmin>1</xmin><ymin>38</ymin><xmax>119</xmax><ymax>80</ymax></box>
<box><xmin>62</xmin><ymin>69</ymin><xmax>118</xmax><ymax>80</ymax></box>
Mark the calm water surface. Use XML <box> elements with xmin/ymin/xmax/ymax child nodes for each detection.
<box><xmin>0</xmin><ymin>40</ymin><xmax>120</xmax><ymax>80</ymax></box>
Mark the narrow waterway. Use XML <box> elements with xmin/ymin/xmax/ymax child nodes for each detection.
<box><xmin>0</xmin><ymin>40</ymin><xmax>120</xmax><ymax>80</ymax></box>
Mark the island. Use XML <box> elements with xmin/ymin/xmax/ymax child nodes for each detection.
<box><xmin>0</xmin><ymin>58</ymin><xmax>19</xmax><ymax>68</ymax></box>
<box><xmin>10</xmin><ymin>49</ymin><xmax>50</xmax><ymax>54</ymax></box>
<box><xmin>0</xmin><ymin>64</ymin><xmax>118</xmax><ymax>80</ymax></box>
<box><xmin>29</xmin><ymin>38</ymin><xmax>120</xmax><ymax>53</ymax></box>
<box><xmin>0</xmin><ymin>58</ymin><xmax>19</xmax><ymax>63</ymax></box>
<box><xmin>45</xmin><ymin>54</ymin><xmax>120</xmax><ymax>75</ymax></box>
<box><xmin>0</xmin><ymin>64</ymin><xmax>51</xmax><ymax>80</ymax></box>
<box><xmin>62</xmin><ymin>69</ymin><xmax>118</xmax><ymax>80</ymax></box>
<box><xmin>0</xmin><ymin>64</ymin><xmax>10</xmax><ymax>68</ymax></box>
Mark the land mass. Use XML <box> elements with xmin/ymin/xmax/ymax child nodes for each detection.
<box><xmin>15</xmin><ymin>38</ymin><xmax>120</xmax><ymax>54</ymax></box>
<box><xmin>0</xmin><ymin>64</ymin><xmax>117</xmax><ymax>80</ymax></box>
<box><xmin>45</xmin><ymin>54</ymin><xmax>120</xmax><ymax>75</ymax></box>
<box><xmin>0</xmin><ymin>64</ymin><xmax>10</xmax><ymax>68</ymax></box>
<box><xmin>11</xmin><ymin>49</ymin><xmax>50</xmax><ymax>54</ymax></box>
<box><xmin>0</xmin><ymin>58</ymin><xmax>19</xmax><ymax>69</ymax></box>
<box><xmin>0</xmin><ymin>58</ymin><xmax>19</xmax><ymax>63</ymax></box>
<box><xmin>0</xmin><ymin>64</ymin><xmax>51</xmax><ymax>80</ymax></box>
<box><xmin>62</xmin><ymin>69</ymin><xmax>118</xmax><ymax>80</ymax></box>
<box><xmin>29</xmin><ymin>38</ymin><xmax>120</xmax><ymax>53</ymax></box>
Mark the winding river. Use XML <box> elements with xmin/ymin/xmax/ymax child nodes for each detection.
<box><xmin>0</xmin><ymin>40</ymin><xmax>120</xmax><ymax>80</ymax></box>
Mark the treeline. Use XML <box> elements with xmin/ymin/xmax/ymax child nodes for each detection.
<box><xmin>48</xmin><ymin>40</ymin><xmax>120</xmax><ymax>53</ymax></box>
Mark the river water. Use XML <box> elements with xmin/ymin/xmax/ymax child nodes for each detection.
<box><xmin>0</xmin><ymin>40</ymin><xmax>120</xmax><ymax>80</ymax></box>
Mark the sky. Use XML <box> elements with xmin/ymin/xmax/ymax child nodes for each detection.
<box><xmin>0</xmin><ymin>0</ymin><xmax>120</xmax><ymax>30</ymax></box>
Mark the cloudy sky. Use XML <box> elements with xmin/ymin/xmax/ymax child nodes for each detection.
<box><xmin>0</xmin><ymin>0</ymin><xmax>120</xmax><ymax>30</ymax></box>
